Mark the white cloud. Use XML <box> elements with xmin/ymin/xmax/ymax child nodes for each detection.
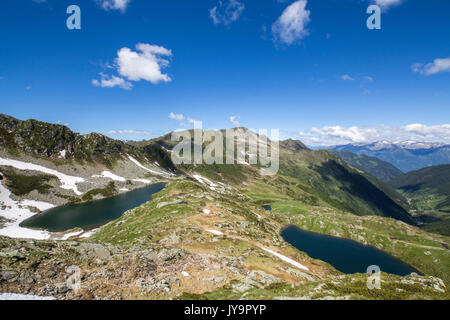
<box><xmin>169</xmin><ymin>112</ymin><xmax>185</xmax><ymax>121</ymax></box>
<box><xmin>340</xmin><ymin>74</ymin><xmax>354</xmax><ymax>81</ymax></box>
<box><xmin>107</xmin><ymin>129</ymin><xmax>151</xmax><ymax>135</ymax></box>
<box><xmin>372</xmin><ymin>0</ymin><xmax>404</xmax><ymax>10</ymax></box>
<box><xmin>403</xmin><ymin>124</ymin><xmax>450</xmax><ymax>136</ymax></box>
<box><xmin>25</xmin><ymin>86</ymin><xmax>31</xmax><ymax>91</ymax></box>
<box><xmin>272</xmin><ymin>0</ymin><xmax>311</xmax><ymax>45</ymax></box>
<box><xmin>168</xmin><ymin>112</ymin><xmax>201</xmax><ymax>127</ymax></box>
<box><xmin>297</xmin><ymin>124</ymin><xmax>450</xmax><ymax>146</ymax></box>
<box><xmin>230</xmin><ymin>116</ymin><xmax>240</xmax><ymax>127</ymax></box>
<box><xmin>92</xmin><ymin>73</ymin><xmax>132</xmax><ymax>90</ymax></box>
<box><xmin>116</xmin><ymin>43</ymin><xmax>172</xmax><ymax>84</ymax></box>
<box><xmin>209</xmin><ymin>0</ymin><xmax>245</xmax><ymax>26</ymax></box>
<box><xmin>97</xmin><ymin>0</ymin><xmax>131</xmax><ymax>12</ymax></box>
<box><xmin>92</xmin><ymin>43</ymin><xmax>172</xmax><ymax>90</ymax></box>
<box><xmin>412</xmin><ymin>57</ymin><xmax>450</xmax><ymax>76</ymax></box>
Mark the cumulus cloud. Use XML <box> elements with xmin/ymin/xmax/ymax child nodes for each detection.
<box><xmin>92</xmin><ymin>73</ymin><xmax>133</xmax><ymax>90</ymax></box>
<box><xmin>92</xmin><ymin>43</ymin><xmax>172</xmax><ymax>90</ymax></box>
<box><xmin>209</xmin><ymin>0</ymin><xmax>245</xmax><ymax>26</ymax></box>
<box><xmin>230</xmin><ymin>116</ymin><xmax>240</xmax><ymax>127</ymax></box>
<box><xmin>107</xmin><ymin>129</ymin><xmax>151</xmax><ymax>135</ymax></box>
<box><xmin>296</xmin><ymin>124</ymin><xmax>450</xmax><ymax>146</ymax></box>
<box><xmin>97</xmin><ymin>0</ymin><xmax>131</xmax><ymax>12</ymax></box>
<box><xmin>116</xmin><ymin>43</ymin><xmax>172</xmax><ymax>84</ymax></box>
<box><xmin>371</xmin><ymin>0</ymin><xmax>404</xmax><ymax>10</ymax></box>
<box><xmin>412</xmin><ymin>57</ymin><xmax>450</xmax><ymax>76</ymax></box>
<box><xmin>272</xmin><ymin>0</ymin><xmax>311</xmax><ymax>45</ymax></box>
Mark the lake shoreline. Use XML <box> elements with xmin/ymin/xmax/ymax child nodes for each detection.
<box><xmin>19</xmin><ymin>182</ymin><xmax>167</xmax><ymax>234</ymax></box>
<box><xmin>280</xmin><ymin>224</ymin><xmax>423</xmax><ymax>276</ymax></box>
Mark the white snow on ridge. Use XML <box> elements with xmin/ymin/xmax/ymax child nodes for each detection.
<box><xmin>0</xmin><ymin>157</ymin><xmax>84</xmax><ymax>195</ymax></box>
<box><xmin>92</xmin><ymin>171</ymin><xmax>126</xmax><ymax>182</ymax></box>
<box><xmin>192</xmin><ymin>174</ymin><xmax>218</xmax><ymax>191</ymax></box>
<box><xmin>261</xmin><ymin>247</ymin><xmax>309</xmax><ymax>271</ymax></box>
<box><xmin>127</xmin><ymin>155</ymin><xmax>173</xmax><ymax>177</ymax></box>
<box><xmin>0</xmin><ymin>182</ymin><xmax>52</xmax><ymax>240</ymax></box>
<box><xmin>0</xmin><ymin>293</ymin><xmax>55</xmax><ymax>300</ymax></box>
<box><xmin>58</xmin><ymin>149</ymin><xmax>66</xmax><ymax>159</ymax></box>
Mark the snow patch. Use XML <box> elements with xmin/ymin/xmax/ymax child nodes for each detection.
<box><xmin>206</xmin><ymin>229</ymin><xmax>223</xmax><ymax>236</ymax></box>
<box><xmin>58</xmin><ymin>150</ymin><xmax>66</xmax><ymax>159</ymax></box>
<box><xmin>193</xmin><ymin>174</ymin><xmax>218</xmax><ymax>191</ymax></box>
<box><xmin>79</xmin><ymin>228</ymin><xmax>99</xmax><ymax>239</ymax></box>
<box><xmin>0</xmin><ymin>182</ymin><xmax>52</xmax><ymax>240</ymax></box>
<box><xmin>127</xmin><ymin>155</ymin><xmax>173</xmax><ymax>177</ymax></box>
<box><xmin>203</xmin><ymin>209</ymin><xmax>211</xmax><ymax>215</ymax></box>
<box><xmin>0</xmin><ymin>157</ymin><xmax>84</xmax><ymax>195</ymax></box>
<box><xmin>92</xmin><ymin>171</ymin><xmax>126</xmax><ymax>182</ymax></box>
<box><xmin>60</xmin><ymin>230</ymin><xmax>83</xmax><ymax>240</ymax></box>
<box><xmin>120</xmin><ymin>188</ymin><xmax>129</xmax><ymax>192</ymax></box>
<box><xmin>0</xmin><ymin>293</ymin><xmax>55</xmax><ymax>300</ymax></box>
<box><xmin>132</xmin><ymin>178</ymin><xmax>152</xmax><ymax>184</ymax></box>
<box><xmin>261</xmin><ymin>247</ymin><xmax>309</xmax><ymax>271</ymax></box>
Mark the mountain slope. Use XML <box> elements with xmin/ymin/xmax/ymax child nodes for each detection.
<box><xmin>0</xmin><ymin>114</ymin><xmax>176</xmax><ymax>171</ymax></box>
<box><xmin>150</xmin><ymin>129</ymin><xmax>416</xmax><ymax>224</ymax></box>
<box><xmin>389</xmin><ymin>165</ymin><xmax>450</xmax><ymax>212</ymax></box>
<box><xmin>332</xmin><ymin>142</ymin><xmax>450</xmax><ymax>172</ymax></box>
<box><xmin>330</xmin><ymin>150</ymin><xmax>404</xmax><ymax>182</ymax></box>
<box><xmin>0</xmin><ymin>114</ymin><xmax>179</xmax><ymax>239</ymax></box>
<box><xmin>0</xmin><ymin>116</ymin><xmax>448</xmax><ymax>300</ymax></box>
<box><xmin>278</xmin><ymin>147</ymin><xmax>415</xmax><ymax>225</ymax></box>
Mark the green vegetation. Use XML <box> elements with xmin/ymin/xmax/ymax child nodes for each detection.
<box><xmin>81</xmin><ymin>181</ymin><xmax>117</xmax><ymax>202</ymax></box>
<box><xmin>1</xmin><ymin>168</ymin><xmax>54</xmax><ymax>195</ymax></box>
<box><xmin>390</xmin><ymin>164</ymin><xmax>450</xmax><ymax>212</ymax></box>
<box><xmin>389</xmin><ymin>165</ymin><xmax>450</xmax><ymax>236</ymax></box>
<box><xmin>278</xmin><ymin>148</ymin><xmax>415</xmax><ymax>224</ymax></box>
<box><xmin>330</xmin><ymin>150</ymin><xmax>404</xmax><ymax>182</ymax></box>
<box><xmin>178</xmin><ymin>273</ymin><xmax>448</xmax><ymax>300</ymax></box>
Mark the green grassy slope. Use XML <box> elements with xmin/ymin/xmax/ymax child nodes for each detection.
<box><xmin>330</xmin><ymin>150</ymin><xmax>404</xmax><ymax>182</ymax></box>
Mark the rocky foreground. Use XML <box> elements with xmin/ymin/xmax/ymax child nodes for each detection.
<box><xmin>1</xmin><ymin>178</ymin><xmax>448</xmax><ymax>300</ymax></box>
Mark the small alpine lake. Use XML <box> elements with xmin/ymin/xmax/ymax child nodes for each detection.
<box><xmin>20</xmin><ymin>183</ymin><xmax>166</xmax><ymax>232</ymax></box>
<box><xmin>281</xmin><ymin>225</ymin><xmax>420</xmax><ymax>276</ymax></box>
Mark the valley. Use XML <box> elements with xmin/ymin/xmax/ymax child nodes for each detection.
<box><xmin>0</xmin><ymin>114</ymin><xmax>448</xmax><ymax>300</ymax></box>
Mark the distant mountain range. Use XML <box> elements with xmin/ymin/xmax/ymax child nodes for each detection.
<box><xmin>331</xmin><ymin>141</ymin><xmax>450</xmax><ymax>173</ymax></box>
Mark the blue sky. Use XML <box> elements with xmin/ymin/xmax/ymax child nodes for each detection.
<box><xmin>0</xmin><ymin>0</ymin><xmax>449</xmax><ymax>145</ymax></box>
